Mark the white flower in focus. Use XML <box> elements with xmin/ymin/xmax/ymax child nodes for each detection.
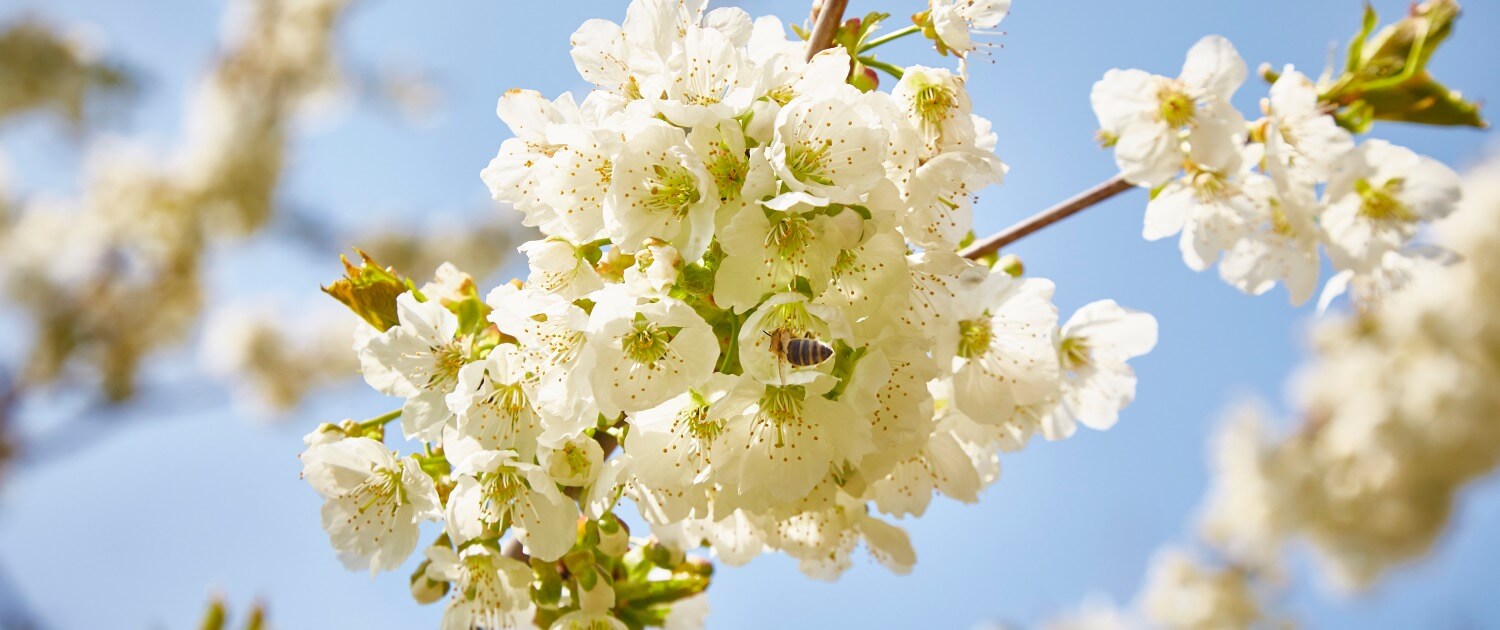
<box><xmin>445</xmin><ymin>446</ymin><xmax>580</xmax><ymax>561</ymax></box>
<box><xmin>902</xmin><ymin>149</ymin><xmax>1004</xmax><ymax>248</ymax></box>
<box><xmin>605</xmin><ymin>119</ymin><xmax>718</xmax><ymax>261</ymax></box>
<box><xmin>445</xmin><ymin>344</ymin><xmax>547</xmax><ymax>460</ymax></box>
<box><xmin>716</xmin><ymin>375</ymin><xmax>869</xmax><ymax>509</ymax></box>
<box><xmin>540</xmin><ymin>433</ymin><xmax>606</xmax><ymax>487</ymax></box>
<box><xmin>358</xmin><ymin>292</ymin><xmax>470</xmax><ymax>441</ymax></box>
<box><xmin>480</xmin><ymin>89</ymin><xmax>580</xmax><ymax>229</ymax></box>
<box><xmin>520</xmin><ymin>236</ymin><xmax>605</xmax><ymax>300</ymax></box>
<box><xmin>587</xmin><ymin>288</ymin><xmax>719</xmax><ymax>416</ymax></box>
<box><xmin>768</xmin><ymin>85</ymin><xmax>890</xmax><ymax>205</ymax></box>
<box><xmin>623</xmin><ymin>238</ymin><xmax>683</xmax><ymax>298</ymax></box>
<box><xmin>486</xmin><ymin>284</ymin><xmax>597</xmax><ymax>426</ymax></box>
<box><xmin>425</xmin><ymin>545</ymin><xmax>536</xmax><ymax>630</ymax></box>
<box><xmin>927</xmin><ymin>0</ymin><xmax>1011</xmax><ymax>57</ymax></box>
<box><xmin>1321</xmin><ymin>139</ymin><xmax>1461</xmax><ymax>272</ymax></box>
<box><xmin>1264</xmin><ymin>66</ymin><xmax>1353</xmax><ymax>179</ymax></box>
<box><xmin>1091</xmin><ymin>36</ymin><xmax>1248</xmax><ymax>187</ymax></box>
<box><xmin>1045</xmin><ymin>300</ymin><xmax>1158</xmax><ymax>438</ymax></box>
<box><xmin>892</xmin><ymin>66</ymin><xmax>977</xmax><ymax>157</ymax></box>
<box><xmin>946</xmin><ymin>273</ymin><xmax>1061</xmax><ymax>423</ymax></box>
<box><xmin>713</xmin><ymin>201</ymin><xmax>861</xmax><ymax>312</ymax></box>
<box><xmin>653</xmin><ymin>25</ymin><xmax>755</xmax><ymax>127</ymax></box>
<box><xmin>624</xmin><ymin>373</ymin><xmax>740</xmax><ymax>496</ymax></box>
<box><xmin>300</xmin><ymin>437</ymin><xmax>441</xmax><ymax>573</ymax></box>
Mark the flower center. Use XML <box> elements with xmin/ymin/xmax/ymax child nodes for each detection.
<box><xmin>1186</xmin><ymin>163</ymin><xmax>1232</xmax><ymax>204</ymax></box>
<box><xmin>706</xmin><ymin>141</ymin><xmax>747</xmax><ymax>202</ymax></box>
<box><xmin>645</xmin><ymin>164</ymin><xmax>701</xmax><ymax>217</ymax></box>
<box><xmin>1059</xmin><ymin>335</ymin><xmax>1092</xmax><ymax>370</ymax></box>
<box><xmin>1156</xmin><ymin>85</ymin><xmax>1196</xmax><ymax>128</ymax></box>
<box><xmin>620</xmin><ymin>317</ymin><xmax>677</xmax><ymax>365</ymax></box>
<box><xmin>786</xmin><ymin>139</ymin><xmax>835</xmax><ymax>186</ymax></box>
<box><xmin>1269</xmin><ymin>200</ymin><xmax>1296</xmax><ymax>237</ymax></box>
<box><xmin>758</xmin><ymin>384</ymin><xmax>806</xmax><ymax>448</ymax></box>
<box><xmin>427</xmin><ymin>341</ymin><xmax>468</xmax><ymax>390</ymax></box>
<box><xmin>678</xmin><ymin>402</ymin><xmax>725</xmax><ymax>443</ymax></box>
<box><xmin>913</xmin><ymin>82</ymin><xmax>958</xmax><ymax>133</ymax></box>
<box><xmin>957</xmin><ymin>317</ymin><xmax>993</xmax><ymax>359</ymax></box>
<box><xmin>765</xmin><ymin>215</ymin><xmax>815</xmax><ymax>260</ymax></box>
<box><xmin>1356</xmin><ymin>178</ymin><xmax>1416</xmax><ymax>222</ymax></box>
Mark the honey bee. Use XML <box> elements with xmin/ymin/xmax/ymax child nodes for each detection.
<box><xmin>765</xmin><ymin>328</ymin><xmax>834</xmax><ymax>382</ymax></box>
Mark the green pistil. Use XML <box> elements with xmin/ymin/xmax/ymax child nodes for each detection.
<box><xmin>1355</xmin><ymin>178</ymin><xmax>1416</xmax><ymax>222</ymax></box>
<box><xmin>620</xmin><ymin>319</ymin><xmax>677</xmax><ymax>365</ymax></box>
<box><xmin>957</xmin><ymin>318</ymin><xmax>992</xmax><ymax>359</ymax></box>
<box><xmin>428</xmin><ymin>342</ymin><xmax>468</xmax><ymax>389</ymax></box>
<box><xmin>1269</xmin><ymin>200</ymin><xmax>1295</xmax><ymax>237</ymax></box>
<box><xmin>645</xmin><ymin>164</ymin><xmax>701</xmax><ymax>216</ymax></box>
<box><xmin>561</xmin><ymin>442</ymin><xmax>590</xmax><ymax>474</ymax></box>
<box><xmin>708</xmin><ymin>143</ymin><xmax>747</xmax><ymax>202</ymax></box>
<box><xmin>786</xmin><ymin>140</ymin><xmax>835</xmax><ymax>187</ymax></box>
<box><xmin>914</xmin><ymin>83</ymin><xmax>958</xmax><ymax>131</ymax></box>
<box><xmin>679</xmin><ymin>403</ymin><xmax>724</xmax><ymax>443</ymax></box>
<box><xmin>482</xmin><ymin>471</ymin><xmax>526</xmax><ymax>514</ymax></box>
<box><xmin>759</xmin><ymin>384</ymin><xmax>806</xmax><ymax>448</ymax></box>
<box><xmin>493</xmin><ymin>382</ymin><xmax>528</xmax><ymax>417</ymax></box>
<box><xmin>1157</xmin><ymin>85</ymin><xmax>1196</xmax><ymax>128</ymax></box>
<box><xmin>1059</xmin><ymin>336</ymin><xmax>1092</xmax><ymax>371</ymax></box>
<box><xmin>832</xmin><ymin>249</ymin><xmax>858</xmax><ymax>278</ymax></box>
<box><xmin>765</xmin><ymin>216</ymin><xmax>814</xmax><ymax>259</ymax></box>
<box><xmin>1188</xmin><ymin>164</ymin><xmax>1231</xmax><ymax>204</ymax></box>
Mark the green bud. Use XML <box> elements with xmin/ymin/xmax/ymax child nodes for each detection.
<box><xmin>997</xmin><ymin>254</ymin><xmax>1025</xmax><ymax>278</ymax></box>
<box><xmin>321</xmin><ymin>249</ymin><xmax>419</xmax><ymax>331</ymax></box>
<box><xmin>198</xmin><ymin>597</ymin><xmax>227</xmax><ymax>630</ymax></box>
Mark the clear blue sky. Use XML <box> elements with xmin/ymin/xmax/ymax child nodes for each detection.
<box><xmin>2</xmin><ymin>1</ymin><xmax>1498</xmax><ymax>628</ymax></box>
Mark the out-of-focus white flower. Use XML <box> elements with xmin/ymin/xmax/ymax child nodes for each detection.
<box><xmin>1092</xmin><ymin>35</ymin><xmax>1247</xmax><ymax>187</ymax></box>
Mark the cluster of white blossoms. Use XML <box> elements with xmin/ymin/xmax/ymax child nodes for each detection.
<box><xmin>302</xmin><ymin>0</ymin><xmax>1158</xmax><ymax>626</ymax></box>
<box><xmin>0</xmin><ymin>0</ymin><xmax>357</xmax><ymax>401</ymax></box>
<box><xmin>1092</xmin><ymin>35</ymin><xmax>1462</xmax><ymax>308</ymax></box>
<box><xmin>1041</xmin><ymin>156</ymin><xmax>1498</xmax><ymax>630</ymax></box>
<box><xmin>1198</xmin><ymin>156</ymin><xmax>1500</xmax><ymax>590</ymax></box>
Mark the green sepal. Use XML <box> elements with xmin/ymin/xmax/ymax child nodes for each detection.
<box><xmin>824</xmin><ymin>339</ymin><xmax>869</xmax><ymax>401</ymax></box>
<box><xmin>321</xmin><ymin>249</ymin><xmax>421</xmax><ymax>331</ymax></box>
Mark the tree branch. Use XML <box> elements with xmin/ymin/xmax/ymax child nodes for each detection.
<box><xmin>960</xmin><ymin>175</ymin><xmax>1135</xmax><ymax>260</ymax></box>
<box><xmin>805</xmin><ymin>0</ymin><xmax>849</xmax><ymax>61</ymax></box>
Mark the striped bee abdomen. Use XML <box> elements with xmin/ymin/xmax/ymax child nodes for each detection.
<box><xmin>784</xmin><ymin>337</ymin><xmax>834</xmax><ymax>367</ymax></box>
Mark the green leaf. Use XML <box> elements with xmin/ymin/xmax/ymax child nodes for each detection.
<box><xmin>1346</xmin><ymin>3</ymin><xmax>1379</xmax><ymax>73</ymax></box>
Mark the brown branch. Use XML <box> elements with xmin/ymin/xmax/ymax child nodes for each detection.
<box><xmin>805</xmin><ymin>0</ymin><xmax>849</xmax><ymax>61</ymax></box>
<box><xmin>960</xmin><ymin>175</ymin><xmax>1135</xmax><ymax>260</ymax></box>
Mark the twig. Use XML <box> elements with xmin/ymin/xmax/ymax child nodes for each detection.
<box><xmin>805</xmin><ymin>0</ymin><xmax>849</xmax><ymax>61</ymax></box>
<box><xmin>960</xmin><ymin>175</ymin><xmax>1135</xmax><ymax>260</ymax></box>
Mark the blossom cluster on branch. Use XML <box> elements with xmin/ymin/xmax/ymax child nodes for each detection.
<box><xmin>1091</xmin><ymin>0</ymin><xmax>1480</xmax><ymax>308</ymax></box>
<box><xmin>304</xmin><ymin>1</ymin><xmax>1161</xmax><ymax>627</ymax></box>
<box><xmin>301</xmin><ymin>0</ymin><xmax>1491</xmax><ymax>628</ymax></box>
<box><xmin>1041</xmin><ymin>154</ymin><xmax>1500</xmax><ymax>630</ymax></box>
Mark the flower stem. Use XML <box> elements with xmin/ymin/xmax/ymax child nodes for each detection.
<box><xmin>358</xmin><ymin>408</ymin><xmax>402</xmax><ymax>431</ymax></box>
<box><xmin>861</xmin><ymin>25</ymin><xmax>920</xmax><ymax>52</ymax></box>
<box><xmin>859</xmin><ymin>55</ymin><xmax>905</xmax><ymax>79</ymax></box>
<box><xmin>960</xmin><ymin>175</ymin><xmax>1136</xmax><ymax>260</ymax></box>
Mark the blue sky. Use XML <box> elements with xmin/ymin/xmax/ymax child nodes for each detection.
<box><xmin>1</xmin><ymin>0</ymin><xmax>1498</xmax><ymax>628</ymax></box>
